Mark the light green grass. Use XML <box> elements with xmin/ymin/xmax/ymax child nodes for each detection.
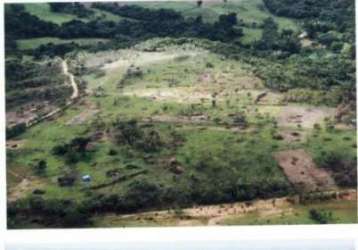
<box><xmin>24</xmin><ymin>3</ymin><xmax>86</xmax><ymax>24</ymax></box>
<box><xmin>305</xmin><ymin>129</ymin><xmax>357</xmax><ymax>166</ymax></box>
<box><xmin>91</xmin><ymin>8</ymin><xmax>124</xmax><ymax>22</ymax></box>
<box><xmin>241</xmin><ymin>27</ymin><xmax>262</xmax><ymax>44</ymax></box>
<box><xmin>23</xmin><ymin>3</ymin><xmax>124</xmax><ymax>25</ymax></box>
<box><xmin>17</xmin><ymin>37</ymin><xmax>110</xmax><ymax>50</ymax></box>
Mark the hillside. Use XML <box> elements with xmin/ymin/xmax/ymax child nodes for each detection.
<box><xmin>5</xmin><ymin>0</ymin><xmax>357</xmax><ymax>228</ymax></box>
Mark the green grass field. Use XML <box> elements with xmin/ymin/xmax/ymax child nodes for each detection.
<box><xmin>24</xmin><ymin>3</ymin><xmax>85</xmax><ymax>24</ymax></box>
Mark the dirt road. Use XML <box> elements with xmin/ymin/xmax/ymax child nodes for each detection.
<box><xmin>62</xmin><ymin>59</ymin><xmax>79</xmax><ymax>99</ymax></box>
<box><xmin>96</xmin><ymin>189</ymin><xmax>356</xmax><ymax>226</ymax></box>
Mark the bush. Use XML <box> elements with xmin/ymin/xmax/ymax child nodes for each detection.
<box><xmin>33</xmin><ymin>160</ymin><xmax>47</xmax><ymax>176</ymax></box>
<box><xmin>309</xmin><ymin>209</ymin><xmax>333</xmax><ymax>224</ymax></box>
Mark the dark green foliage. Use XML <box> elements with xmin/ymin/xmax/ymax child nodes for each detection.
<box><xmin>87</xmin><ymin>4</ymin><xmax>243</xmax><ymax>42</ymax></box>
<box><xmin>112</xmin><ymin>119</ymin><xmax>163</xmax><ymax>152</ymax></box>
<box><xmin>33</xmin><ymin>160</ymin><xmax>47</xmax><ymax>176</ymax></box>
<box><xmin>33</xmin><ymin>42</ymin><xmax>80</xmax><ymax>59</ymax></box>
<box><xmin>93</xmin><ymin>3</ymin><xmax>183</xmax><ymax>21</ymax></box>
<box><xmin>7</xmin><ymin>197</ymin><xmax>92</xmax><ymax>228</ymax></box>
<box><xmin>254</xmin><ymin>17</ymin><xmax>301</xmax><ymax>54</ymax></box>
<box><xmin>244</xmin><ymin>50</ymin><xmax>356</xmax><ymax>104</ymax></box>
<box><xmin>309</xmin><ymin>208</ymin><xmax>333</xmax><ymax>224</ymax></box>
<box><xmin>318</xmin><ymin>151</ymin><xmax>357</xmax><ymax>187</ymax></box>
<box><xmin>52</xmin><ymin>137</ymin><xmax>91</xmax><ymax>164</ymax></box>
<box><xmin>263</xmin><ymin>0</ymin><xmax>355</xmax><ymax>43</ymax></box>
<box><xmin>113</xmin><ymin>119</ymin><xmax>143</xmax><ymax>146</ymax></box>
<box><xmin>6</xmin><ymin>123</ymin><xmax>26</xmax><ymax>139</ymax></box>
<box><xmin>232</xmin><ymin>112</ymin><xmax>248</xmax><ymax>128</ymax></box>
<box><xmin>124</xmin><ymin>178</ymin><xmax>162</xmax><ymax>210</ymax></box>
<box><xmin>5</xmin><ymin>4</ymin><xmax>59</xmax><ymax>39</ymax></box>
<box><xmin>6</xmin><ymin>3</ymin><xmax>242</xmax><ymax>57</ymax></box>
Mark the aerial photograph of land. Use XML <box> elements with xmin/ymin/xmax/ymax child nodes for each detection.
<box><xmin>5</xmin><ymin>0</ymin><xmax>357</xmax><ymax>228</ymax></box>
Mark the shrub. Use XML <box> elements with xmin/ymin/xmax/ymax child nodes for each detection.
<box><xmin>309</xmin><ymin>209</ymin><xmax>333</xmax><ymax>224</ymax></box>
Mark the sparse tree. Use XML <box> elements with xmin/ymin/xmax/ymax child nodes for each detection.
<box><xmin>34</xmin><ymin>160</ymin><xmax>47</xmax><ymax>176</ymax></box>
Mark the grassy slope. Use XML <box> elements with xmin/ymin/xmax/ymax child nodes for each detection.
<box><xmin>9</xmin><ymin>46</ymin><xmax>356</xmax><ymax>203</ymax></box>
<box><xmin>7</xmin><ymin>50</ymin><xmax>290</xmax><ymax>203</ymax></box>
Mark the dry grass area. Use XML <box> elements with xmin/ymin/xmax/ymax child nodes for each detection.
<box><xmin>94</xmin><ymin>196</ymin><xmax>296</xmax><ymax>227</ymax></box>
<box><xmin>274</xmin><ymin>149</ymin><xmax>336</xmax><ymax>192</ymax></box>
<box><xmin>7</xmin><ymin>177</ymin><xmax>44</xmax><ymax>202</ymax></box>
<box><xmin>6</xmin><ymin>139</ymin><xmax>26</xmax><ymax>150</ymax></box>
<box><xmin>277</xmin><ymin>105</ymin><xmax>336</xmax><ymax>128</ymax></box>
<box><xmin>94</xmin><ymin>189</ymin><xmax>356</xmax><ymax>227</ymax></box>
<box><xmin>123</xmin><ymin>87</ymin><xmax>212</xmax><ymax>104</ymax></box>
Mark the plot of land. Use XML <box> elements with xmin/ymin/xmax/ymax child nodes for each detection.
<box><xmin>274</xmin><ymin>149</ymin><xmax>336</xmax><ymax>192</ymax></box>
<box><xmin>277</xmin><ymin>106</ymin><xmax>336</xmax><ymax>128</ymax></box>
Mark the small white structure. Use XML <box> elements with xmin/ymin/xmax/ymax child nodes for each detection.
<box><xmin>82</xmin><ymin>175</ymin><xmax>91</xmax><ymax>182</ymax></box>
<box><xmin>298</xmin><ymin>31</ymin><xmax>308</xmax><ymax>39</ymax></box>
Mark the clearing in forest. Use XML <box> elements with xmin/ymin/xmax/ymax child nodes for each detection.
<box><xmin>277</xmin><ymin>106</ymin><xmax>335</xmax><ymax>128</ymax></box>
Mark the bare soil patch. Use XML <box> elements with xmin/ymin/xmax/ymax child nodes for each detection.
<box><xmin>6</xmin><ymin>139</ymin><xmax>26</xmax><ymax>149</ymax></box>
<box><xmin>7</xmin><ymin>177</ymin><xmax>44</xmax><ymax>202</ymax></box>
<box><xmin>124</xmin><ymin>87</ymin><xmax>211</xmax><ymax>103</ymax></box>
<box><xmin>274</xmin><ymin>149</ymin><xmax>336</xmax><ymax>192</ymax></box>
<box><xmin>277</xmin><ymin>105</ymin><xmax>335</xmax><ymax>128</ymax></box>
<box><xmin>66</xmin><ymin>108</ymin><xmax>99</xmax><ymax>125</ymax></box>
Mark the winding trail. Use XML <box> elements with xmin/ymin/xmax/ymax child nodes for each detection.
<box><xmin>62</xmin><ymin>59</ymin><xmax>79</xmax><ymax>99</ymax></box>
<box><xmin>23</xmin><ymin>59</ymin><xmax>79</xmax><ymax>127</ymax></box>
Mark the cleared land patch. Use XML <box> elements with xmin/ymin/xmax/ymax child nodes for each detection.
<box><xmin>274</xmin><ymin>149</ymin><xmax>336</xmax><ymax>192</ymax></box>
<box><xmin>277</xmin><ymin>105</ymin><xmax>336</xmax><ymax>128</ymax></box>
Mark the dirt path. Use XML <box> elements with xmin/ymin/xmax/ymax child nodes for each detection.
<box><xmin>103</xmin><ymin>196</ymin><xmax>297</xmax><ymax>226</ymax></box>
<box><xmin>62</xmin><ymin>59</ymin><xmax>79</xmax><ymax>99</ymax></box>
<box><xmin>22</xmin><ymin>60</ymin><xmax>80</xmax><ymax>128</ymax></box>
<box><xmin>97</xmin><ymin>189</ymin><xmax>356</xmax><ymax>226</ymax></box>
